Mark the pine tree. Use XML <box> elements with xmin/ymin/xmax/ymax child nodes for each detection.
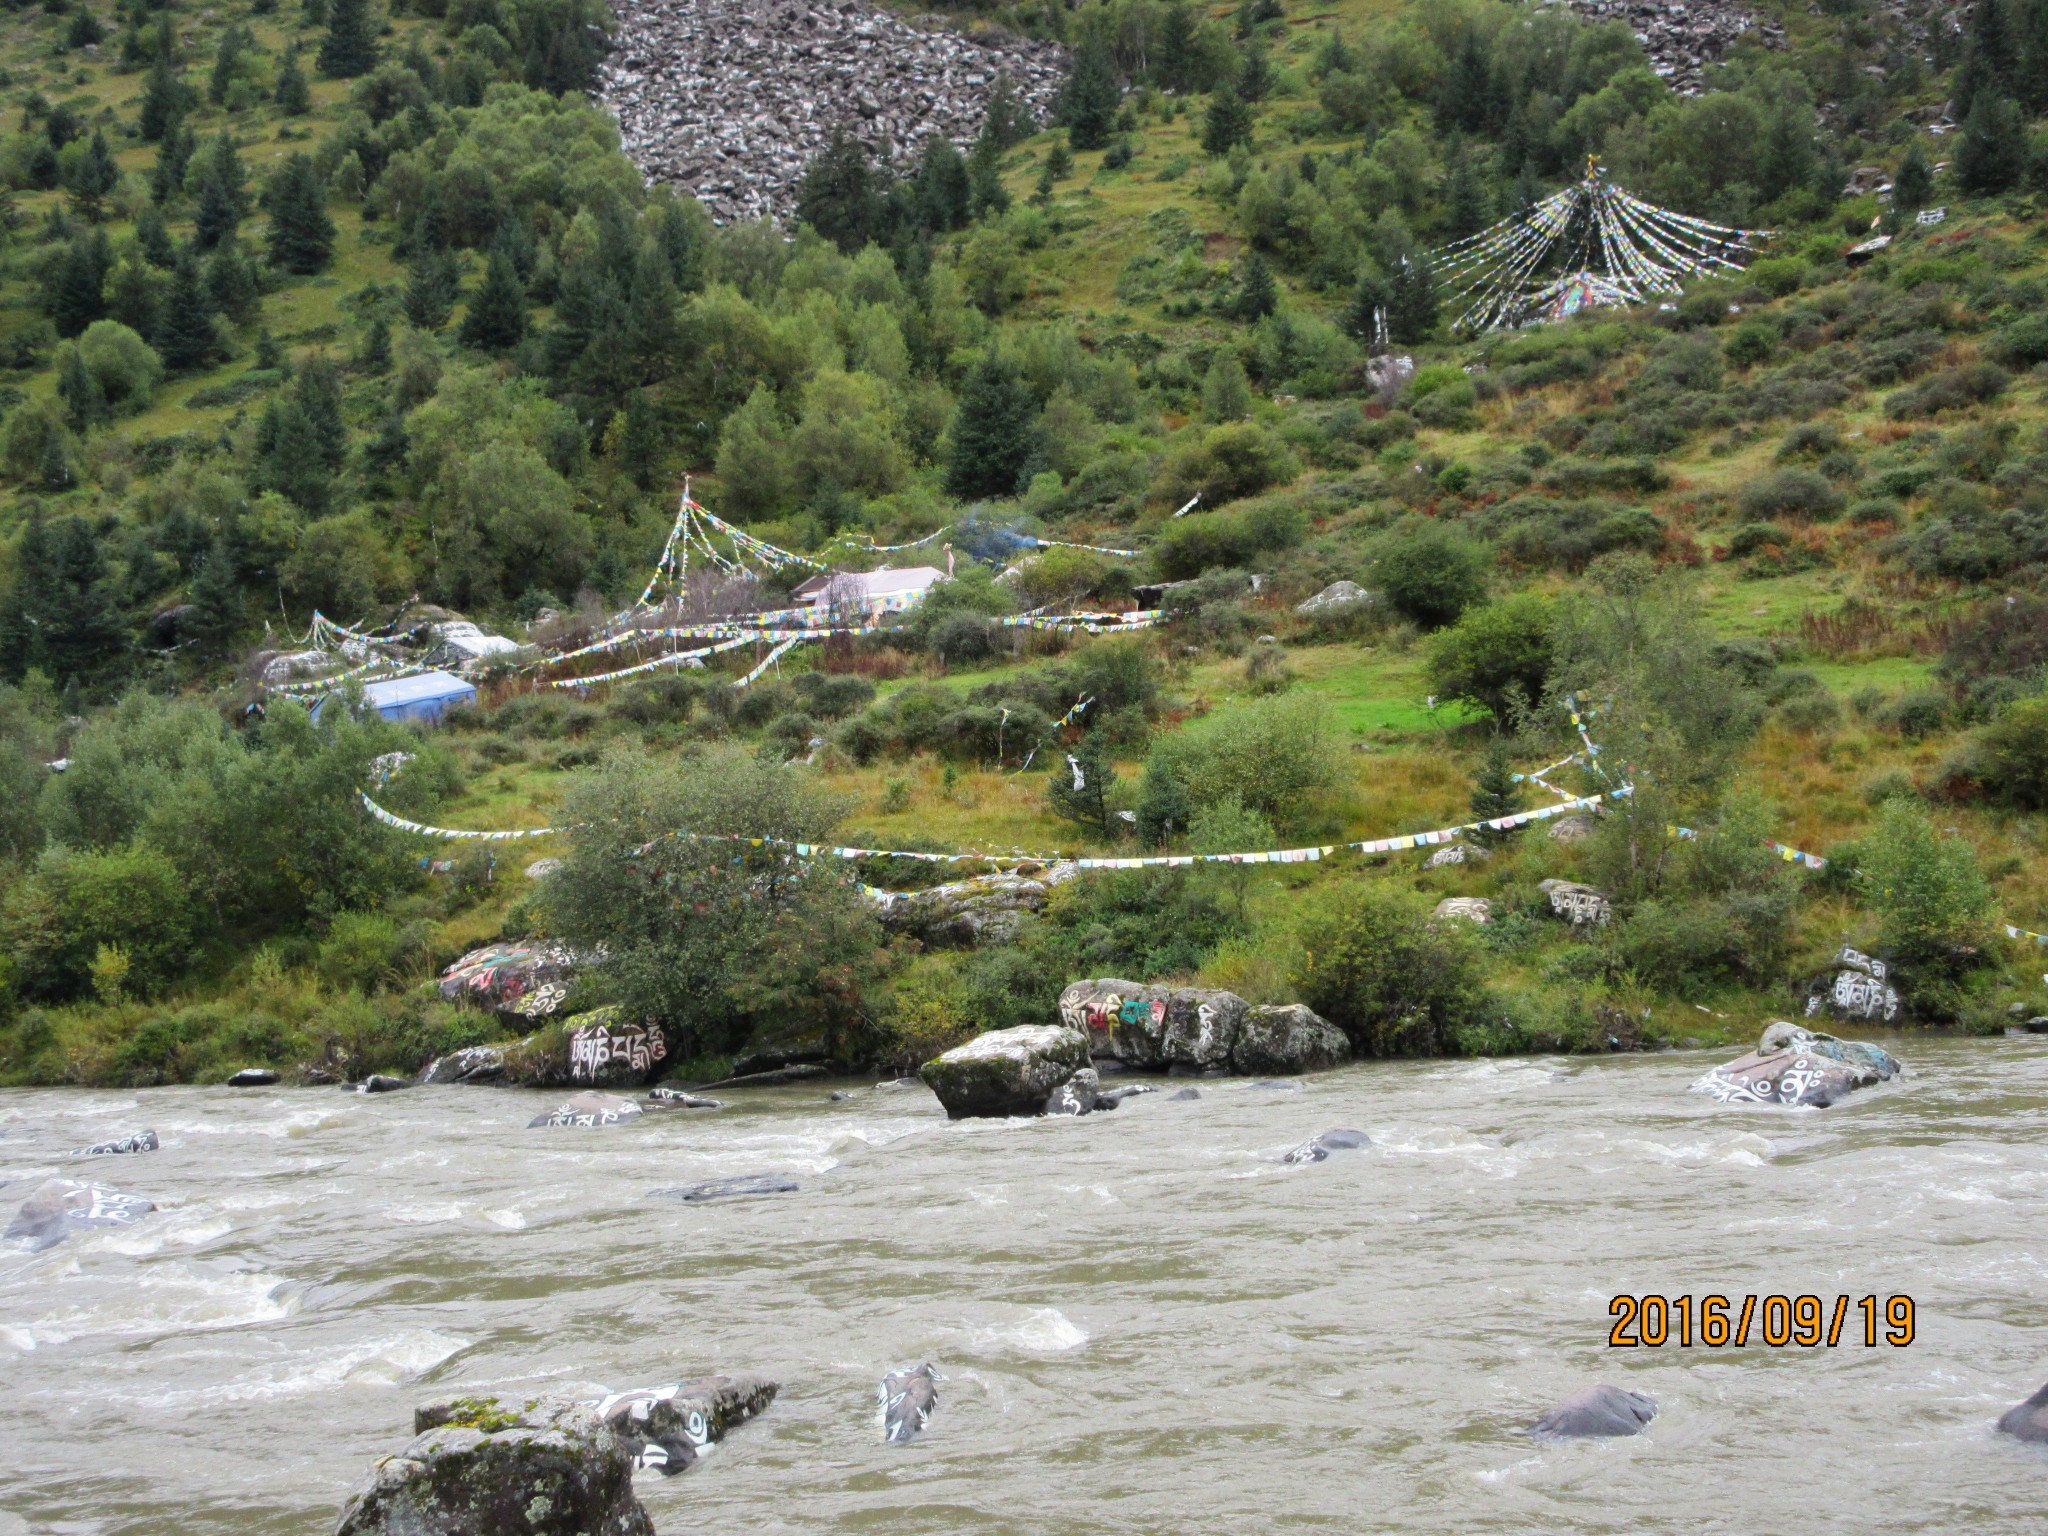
<box><xmin>151</xmin><ymin>121</ymin><xmax>194</xmax><ymax>206</ymax></box>
<box><xmin>1756</xmin><ymin>103</ymin><xmax>1817</xmax><ymax>203</ymax></box>
<box><xmin>1047</xmin><ymin>736</ymin><xmax>1116</xmax><ymax>834</ymax></box>
<box><xmin>1955</xmin><ymin>89</ymin><xmax>2026</xmax><ymax>193</ymax></box>
<box><xmin>1134</xmin><ymin>757</ymin><xmax>1191</xmax><ymax>845</ymax></box>
<box><xmin>982</xmin><ymin>72</ymin><xmax>1035</xmax><ymax>149</ymax></box>
<box><xmin>1445</xmin><ymin>147</ymin><xmax>1489</xmax><ymax>237</ymax></box>
<box><xmin>1237</xmin><ymin>42</ymin><xmax>1273</xmax><ymax>104</ymax></box>
<box><xmin>275</xmin><ymin>48</ymin><xmax>311</xmax><ymax>115</ymax></box>
<box><xmin>205</xmin><ymin>240</ymin><xmax>262</xmax><ymax>324</ymax></box>
<box><xmin>5</xmin><ymin>515</ymin><xmax>122</xmax><ymax>685</ymax></box>
<box><xmin>209</xmin><ymin>24</ymin><xmax>248</xmax><ymax>106</ymax></box>
<box><xmin>403</xmin><ymin>248</ymin><xmax>459</xmax><ymax>331</ymax></box>
<box><xmin>295</xmin><ymin>356</ymin><xmax>349</xmax><ymax>470</ymax></box>
<box><xmin>1437</xmin><ymin>31</ymin><xmax>1491</xmax><ymax>134</ymax></box>
<box><xmin>966</xmin><ymin>124</ymin><xmax>1010</xmax><ymax>218</ymax></box>
<box><xmin>1202</xmin><ymin>86</ymin><xmax>1253</xmax><ymax>155</ymax></box>
<box><xmin>138</xmin><ymin>54</ymin><xmax>185</xmax><ymax>142</ymax></box>
<box><xmin>184</xmin><ymin>538</ymin><xmax>243</xmax><ymax>652</ymax></box>
<box><xmin>136</xmin><ymin>200</ymin><xmax>176</xmax><ymax>267</ymax></box>
<box><xmin>58</xmin><ymin>344</ymin><xmax>109</xmax><ymax>429</ymax></box>
<box><xmin>1058</xmin><ymin>34</ymin><xmax>1120</xmax><ymax>151</ymax></box>
<box><xmin>191</xmin><ymin>133</ymin><xmax>248</xmax><ymax>251</ymax></box>
<box><xmin>459</xmin><ymin>249</ymin><xmax>529</xmax><ymax>350</ymax></box>
<box><xmin>793</xmin><ymin>128</ymin><xmax>883</xmax><ymax>254</ymax></box>
<box><xmin>50</xmin><ymin>233</ymin><xmax>109</xmax><ymax>338</ymax></box>
<box><xmin>1893</xmin><ymin>141</ymin><xmax>1934</xmax><ymax>209</ymax></box>
<box><xmin>945</xmin><ymin>352</ymin><xmax>1038</xmax><ymax>500</ymax></box>
<box><xmin>1234</xmin><ymin>252</ymin><xmax>1277</xmax><ymax>321</ymax></box>
<box><xmin>1201</xmin><ymin>353</ymin><xmax>1252</xmax><ymax>420</ymax></box>
<box><xmin>1954</xmin><ymin>0</ymin><xmax>2015</xmax><ymax>110</ymax></box>
<box><xmin>252</xmin><ymin>394</ymin><xmax>332</xmax><ymax>512</ymax></box>
<box><xmin>301</xmin><ymin>0</ymin><xmax>328</xmax><ymax>26</ymax></box>
<box><xmin>1156</xmin><ymin>1</ymin><xmax>1196</xmax><ymax>92</ymax></box>
<box><xmin>105</xmin><ymin>254</ymin><xmax>162</xmax><ymax>335</ymax></box>
<box><xmin>317</xmin><ymin>0</ymin><xmax>379</xmax><ymax>78</ymax></box>
<box><xmin>624</xmin><ymin>246</ymin><xmax>680</xmax><ymax>379</ymax></box>
<box><xmin>358</xmin><ymin>315</ymin><xmax>392</xmax><ymax>373</ymax></box>
<box><xmin>620</xmin><ymin>387</ymin><xmax>659</xmax><ymax>490</ymax></box>
<box><xmin>912</xmin><ymin>136</ymin><xmax>971</xmax><ymax>232</ymax></box>
<box><xmin>153</xmin><ymin>253</ymin><xmax>219</xmax><ymax>371</ymax></box>
<box><xmin>68</xmin><ymin>130</ymin><xmax>119</xmax><ymax>223</ymax></box>
<box><xmin>1469</xmin><ymin>735</ymin><xmax>1523</xmax><ymax>843</ymax></box>
<box><xmin>1341</xmin><ymin>266</ymin><xmax>1391</xmax><ymax>343</ymax></box>
<box><xmin>1387</xmin><ymin>256</ymin><xmax>1438</xmax><ymax>344</ymax></box>
<box><xmin>263</xmin><ymin>153</ymin><xmax>336</xmax><ymax>274</ymax></box>
<box><xmin>66</xmin><ymin>9</ymin><xmax>105</xmax><ymax>50</ymax></box>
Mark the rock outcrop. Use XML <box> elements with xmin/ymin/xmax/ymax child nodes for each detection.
<box><xmin>528</xmin><ymin>1091</ymin><xmax>646</xmax><ymax>1128</ymax></box>
<box><xmin>227</xmin><ymin>1067</ymin><xmax>280</xmax><ymax>1086</ymax></box>
<box><xmin>421</xmin><ymin>1045</ymin><xmax>508</xmax><ymax>1085</ymax></box>
<box><xmin>1433</xmin><ymin>896</ymin><xmax>1494</xmax><ymax>924</ymax></box>
<box><xmin>4</xmin><ymin>1179</ymin><xmax>155</xmax><ymax>1251</ymax></box>
<box><xmin>1282</xmin><ymin>1128</ymin><xmax>1372</xmax><ymax>1165</ymax></box>
<box><xmin>1690</xmin><ymin>1023</ymin><xmax>1902</xmax><ymax>1108</ymax></box>
<box><xmin>69</xmin><ymin>1130</ymin><xmax>158</xmax><ymax>1156</ymax></box>
<box><xmin>1296</xmin><ymin>580</ymin><xmax>1376</xmax><ymax>616</ymax></box>
<box><xmin>1529</xmin><ymin>1384</ymin><xmax>1657</xmax><ymax>1438</ymax></box>
<box><xmin>880</xmin><ymin>1363</ymin><xmax>941</xmax><ymax>1444</ymax></box>
<box><xmin>1424</xmin><ymin>841</ymin><xmax>1488</xmax><ymax>867</ymax></box>
<box><xmin>336</xmin><ymin>1397</ymin><xmax>652</xmax><ymax>1536</ymax></box>
<box><xmin>1539</xmin><ymin>878</ymin><xmax>1612</xmax><ymax>926</ymax></box>
<box><xmin>588</xmin><ymin>1374</ymin><xmax>778</xmax><ymax>1473</ymax></box>
<box><xmin>1058</xmin><ymin>980</ymin><xmax>1350</xmax><ymax>1075</ymax></box>
<box><xmin>1043</xmin><ymin>1065</ymin><xmax>1102</xmax><ymax>1115</ymax></box>
<box><xmin>600</xmin><ymin>0</ymin><xmax>1065</xmax><ymax>225</ymax></box>
<box><xmin>438</xmin><ymin>942</ymin><xmax>581</xmax><ymax>1021</ymax></box>
<box><xmin>1804</xmin><ymin>946</ymin><xmax>1903</xmax><ymax>1024</ymax></box>
<box><xmin>875</xmin><ymin>863</ymin><xmax>1077</xmax><ymax>947</ymax></box>
<box><xmin>1544</xmin><ymin>0</ymin><xmax>1783</xmax><ymax>95</ymax></box>
<box><xmin>919</xmin><ymin>1024</ymin><xmax>1090</xmax><ymax>1118</ymax></box>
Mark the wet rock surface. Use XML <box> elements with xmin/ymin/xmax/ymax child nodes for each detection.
<box><xmin>653</xmin><ymin>1173</ymin><xmax>801</xmax><ymax>1202</ymax></box>
<box><xmin>529</xmin><ymin>1091</ymin><xmax>646</xmax><ymax>1128</ymax></box>
<box><xmin>599</xmin><ymin>0</ymin><xmax>1065</xmax><ymax>224</ymax></box>
<box><xmin>880</xmin><ymin>1363</ymin><xmax>941</xmax><ymax>1443</ymax></box>
<box><xmin>1283</xmin><ymin>1128</ymin><xmax>1373</xmax><ymax>1165</ymax></box>
<box><xmin>588</xmin><ymin>1373</ymin><xmax>778</xmax><ymax>1472</ymax></box>
<box><xmin>919</xmin><ymin>1024</ymin><xmax>1090</xmax><ymax>1118</ymax></box>
<box><xmin>1059</xmin><ymin>980</ymin><xmax>1348</xmax><ymax>1075</ymax></box>
<box><xmin>4</xmin><ymin>1178</ymin><xmax>155</xmax><ymax>1251</ymax></box>
<box><xmin>1530</xmin><ymin>1384</ymin><xmax>1657</xmax><ymax>1438</ymax></box>
<box><xmin>1691</xmin><ymin>1023</ymin><xmax>1902</xmax><ymax>1108</ymax></box>
<box><xmin>1806</xmin><ymin>946</ymin><xmax>1904</xmax><ymax>1025</ymax></box>
<box><xmin>68</xmin><ymin>1130</ymin><xmax>158</xmax><ymax>1156</ymax></box>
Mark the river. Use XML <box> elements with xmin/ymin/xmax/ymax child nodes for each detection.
<box><xmin>3</xmin><ymin>1035</ymin><xmax>2046</xmax><ymax>1534</ymax></box>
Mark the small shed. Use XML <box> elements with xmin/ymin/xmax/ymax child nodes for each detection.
<box><xmin>314</xmin><ymin>670</ymin><xmax>476</xmax><ymax>725</ymax></box>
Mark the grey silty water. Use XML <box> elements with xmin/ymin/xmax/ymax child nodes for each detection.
<box><xmin>4</xmin><ymin>1036</ymin><xmax>2048</xmax><ymax>1534</ymax></box>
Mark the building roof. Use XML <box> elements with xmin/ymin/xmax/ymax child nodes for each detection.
<box><xmin>430</xmin><ymin>621</ymin><xmax>524</xmax><ymax>659</ymax></box>
<box><xmin>359</xmin><ymin>670</ymin><xmax>477</xmax><ymax>707</ymax></box>
<box><xmin>799</xmin><ymin>566</ymin><xmax>947</xmax><ymax>604</ymax></box>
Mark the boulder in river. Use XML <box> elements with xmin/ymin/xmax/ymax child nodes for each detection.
<box><xmin>563</xmin><ymin>1006</ymin><xmax>670</xmax><ymax>1087</ymax></box>
<box><xmin>1804</xmin><ymin>946</ymin><xmax>1903</xmax><ymax>1024</ymax></box>
<box><xmin>337</xmin><ymin>1396</ymin><xmax>651</xmax><ymax>1536</ymax></box>
<box><xmin>1997</xmin><ymin>1379</ymin><xmax>2048</xmax><ymax>1443</ymax></box>
<box><xmin>919</xmin><ymin>1024</ymin><xmax>1090</xmax><ymax>1119</ymax></box>
<box><xmin>529</xmin><ymin>1092</ymin><xmax>645</xmax><ymax>1128</ymax></box>
<box><xmin>1529</xmin><ymin>1384</ymin><xmax>1656</xmax><ymax>1439</ymax></box>
<box><xmin>1690</xmin><ymin>1023</ymin><xmax>1901</xmax><ymax>1108</ymax></box>
<box><xmin>226</xmin><ymin>1067</ymin><xmax>280</xmax><ymax>1086</ymax></box>
<box><xmin>357</xmin><ymin>1074</ymin><xmax>412</xmax><ymax>1094</ymax></box>
<box><xmin>875</xmin><ymin>864</ymin><xmax>1078</xmax><ymax>947</ymax></box>
<box><xmin>438</xmin><ymin>941</ymin><xmax>582</xmax><ymax>1020</ymax></box>
<box><xmin>69</xmin><ymin>1130</ymin><xmax>158</xmax><ymax>1156</ymax></box>
<box><xmin>1231</xmin><ymin>1005</ymin><xmax>1350</xmax><ymax>1075</ymax></box>
<box><xmin>588</xmin><ymin>1373</ymin><xmax>778</xmax><ymax>1473</ymax></box>
<box><xmin>1538</xmin><ymin>878</ymin><xmax>1612</xmax><ymax>927</ymax></box>
<box><xmin>880</xmin><ymin>1363</ymin><xmax>942</xmax><ymax>1444</ymax></box>
<box><xmin>446</xmin><ymin>1012</ymin><xmax>668</xmax><ymax>1091</ymax></box>
<box><xmin>421</xmin><ymin>1045</ymin><xmax>507</xmax><ymax>1085</ymax></box>
<box><xmin>1044</xmin><ymin>1066</ymin><xmax>1102</xmax><ymax>1116</ymax></box>
<box><xmin>1282</xmin><ymin>1129</ymin><xmax>1373</xmax><ymax>1165</ymax></box>
<box><xmin>5</xmin><ymin>1178</ymin><xmax>155</xmax><ymax>1251</ymax></box>
<box><xmin>653</xmin><ymin>1174</ymin><xmax>800</xmax><ymax>1203</ymax></box>
<box><xmin>647</xmin><ymin>1086</ymin><xmax>722</xmax><ymax>1109</ymax></box>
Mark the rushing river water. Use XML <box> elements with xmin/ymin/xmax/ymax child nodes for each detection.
<box><xmin>4</xmin><ymin>1036</ymin><xmax>2048</xmax><ymax>1534</ymax></box>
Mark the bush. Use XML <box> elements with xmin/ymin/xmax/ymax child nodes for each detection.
<box><xmin>1859</xmin><ymin>797</ymin><xmax>1992</xmax><ymax>971</ymax></box>
<box><xmin>609</xmin><ymin>672</ymin><xmax>701</xmax><ymax>728</ymax></box>
<box><xmin>1374</xmin><ymin>525</ymin><xmax>1487</xmax><ymax>627</ymax></box>
<box><xmin>1153</xmin><ymin>422</ymin><xmax>1300</xmax><ymax>509</ymax></box>
<box><xmin>1615</xmin><ymin>895</ymin><xmax>1788</xmax><ymax>989</ymax></box>
<box><xmin>791</xmin><ymin>671</ymin><xmax>876</xmax><ymax>719</ymax></box>
<box><xmin>1425</xmin><ymin>592</ymin><xmax>1554</xmax><ymax>720</ymax></box>
<box><xmin>76</xmin><ymin>321</ymin><xmax>164</xmax><ymax>412</ymax></box>
<box><xmin>1881</xmin><ymin>689</ymin><xmax>1949</xmax><ymax>740</ymax></box>
<box><xmin>1151</xmin><ymin>500</ymin><xmax>1307</xmax><ymax>581</ymax></box>
<box><xmin>3</xmin><ymin>842</ymin><xmax>194</xmax><ymax>999</ymax></box>
<box><xmin>1292</xmin><ymin>881</ymin><xmax>1492</xmax><ymax>1056</ymax></box>
<box><xmin>1885</xmin><ymin>362</ymin><xmax>2010</xmax><ymax>419</ymax></box>
<box><xmin>1992</xmin><ymin>312</ymin><xmax>2048</xmax><ymax>367</ymax></box>
<box><xmin>1724</xmin><ymin>322</ymin><xmax>1777</xmax><ymax>368</ymax></box>
<box><xmin>1975</xmin><ymin>696</ymin><xmax>2048</xmax><ymax>810</ymax></box>
<box><xmin>317</xmin><ymin>909</ymin><xmax>417</xmax><ymax>990</ymax></box>
<box><xmin>1739</xmin><ymin>467</ymin><xmax>1843</xmax><ymax>522</ymax></box>
<box><xmin>1145</xmin><ymin>693</ymin><xmax>1337</xmax><ymax>833</ymax></box>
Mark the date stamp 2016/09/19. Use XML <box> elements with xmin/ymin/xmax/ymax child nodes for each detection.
<box><xmin>1608</xmin><ymin>1294</ymin><xmax>1916</xmax><ymax>1348</ymax></box>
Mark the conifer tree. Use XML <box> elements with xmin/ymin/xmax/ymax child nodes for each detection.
<box><xmin>1387</xmin><ymin>256</ymin><xmax>1438</xmax><ymax>344</ymax></box>
<box><xmin>945</xmin><ymin>352</ymin><xmax>1038</xmax><ymax>500</ymax></box>
<box><xmin>139</xmin><ymin>54</ymin><xmax>185</xmax><ymax>142</ymax></box>
<box><xmin>358</xmin><ymin>315</ymin><xmax>392</xmax><ymax>374</ymax></box>
<box><xmin>205</xmin><ymin>240</ymin><xmax>263</xmax><ymax>324</ymax></box>
<box><xmin>1341</xmin><ymin>266</ymin><xmax>1391</xmax><ymax>344</ymax></box>
<box><xmin>2018</xmin><ymin>0</ymin><xmax>2048</xmax><ymax>112</ymax></box>
<box><xmin>1469</xmin><ymin>735</ymin><xmax>1523</xmax><ymax>843</ymax></box>
<box><xmin>982</xmin><ymin>72</ymin><xmax>1035</xmax><ymax>149</ymax></box>
<box><xmin>58</xmin><ymin>344</ymin><xmax>109</xmax><ymax>429</ymax></box>
<box><xmin>793</xmin><ymin>129</ymin><xmax>883</xmax><ymax>254</ymax></box>
<box><xmin>317</xmin><ymin>0</ymin><xmax>379</xmax><ymax>78</ymax></box>
<box><xmin>1893</xmin><ymin>141</ymin><xmax>1934</xmax><ymax>209</ymax></box>
<box><xmin>295</xmin><ymin>356</ymin><xmax>349</xmax><ymax>471</ymax></box>
<box><xmin>151</xmin><ymin>120</ymin><xmax>195</xmax><ymax>205</ymax></box>
<box><xmin>1237</xmin><ymin>42</ymin><xmax>1273</xmax><ymax>103</ymax></box>
<box><xmin>275</xmin><ymin>49</ymin><xmax>311</xmax><ymax>114</ymax></box>
<box><xmin>1</xmin><ymin>516</ymin><xmax>121</xmax><ymax>685</ymax></box>
<box><xmin>620</xmin><ymin>388</ymin><xmax>660</xmax><ymax>490</ymax></box>
<box><xmin>1047</xmin><ymin>736</ymin><xmax>1116</xmax><ymax>834</ymax></box>
<box><xmin>1234</xmin><ymin>252</ymin><xmax>1277</xmax><ymax>321</ymax></box>
<box><xmin>184</xmin><ymin>538</ymin><xmax>244</xmax><ymax>652</ymax></box>
<box><xmin>136</xmin><ymin>201</ymin><xmax>176</xmax><ymax>267</ymax></box>
<box><xmin>403</xmin><ymin>248</ymin><xmax>459</xmax><ymax>331</ymax></box>
<box><xmin>191</xmin><ymin>133</ymin><xmax>248</xmax><ymax>251</ymax></box>
<box><xmin>1954</xmin><ymin>90</ymin><xmax>2026</xmax><ymax>194</ymax></box>
<box><xmin>50</xmin><ymin>233</ymin><xmax>109</xmax><ymax>338</ymax></box>
<box><xmin>1058</xmin><ymin>34</ymin><xmax>1120</xmax><ymax>150</ymax></box>
<box><xmin>302</xmin><ymin>0</ymin><xmax>328</xmax><ymax>26</ymax></box>
<box><xmin>263</xmin><ymin>153</ymin><xmax>336</xmax><ymax>273</ymax></box>
<box><xmin>210</xmin><ymin>24</ymin><xmax>249</xmax><ymax>106</ymax></box>
<box><xmin>68</xmin><ymin>130</ymin><xmax>119</xmax><ymax>223</ymax></box>
<box><xmin>106</xmin><ymin>254</ymin><xmax>162</xmax><ymax>335</ymax></box>
<box><xmin>153</xmin><ymin>253</ymin><xmax>219</xmax><ymax>371</ymax></box>
<box><xmin>966</xmin><ymin>123</ymin><xmax>1010</xmax><ymax>218</ymax></box>
<box><xmin>1156</xmin><ymin>1</ymin><xmax>1196</xmax><ymax>93</ymax></box>
<box><xmin>459</xmin><ymin>249</ymin><xmax>529</xmax><ymax>350</ymax></box>
<box><xmin>912</xmin><ymin>136</ymin><xmax>971</xmax><ymax>232</ymax></box>
<box><xmin>252</xmin><ymin>394</ymin><xmax>332</xmax><ymax>512</ymax></box>
<box><xmin>1202</xmin><ymin>86</ymin><xmax>1252</xmax><ymax>155</ymax></box>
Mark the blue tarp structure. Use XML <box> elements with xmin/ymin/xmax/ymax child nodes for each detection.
<box><xmin>313</xmin><ymin>670</ymin><xmax>476</xmax><ymax>725</ymax></box>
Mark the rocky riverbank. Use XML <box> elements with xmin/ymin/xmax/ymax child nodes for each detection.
<box><xmin>598</xmin><ymin>0</ymin><xmax>1065</xmax><ymax>224</ymax></box>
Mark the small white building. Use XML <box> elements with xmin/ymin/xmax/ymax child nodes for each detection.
<box><xmin>791</xmin><ymin>566</ymin><xmax>947</xmax><ymax>618</ymax></box>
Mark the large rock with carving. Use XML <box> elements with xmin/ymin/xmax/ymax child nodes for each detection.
<box><xmin>874</xmin><ymin>864</ymin><xmax>1077</xmax><ymax>947</ymax></box>
<box><xmin>1232</xmin><ymin>1005</ymin><xmax>1351</xmax><ymax>1075</ymax></box>
<box><xmin>4</xmin><ymin>1178</ymin><xmax>155</xmax><ymax>1251</ymax></box>
<box><xmin>1690</xmin><ymin>1023</ymin><xmax>1902</xmax><ymax>1108</ymax></box>
<box><xmin>438</xmin><ymin>942</ymin><xmax>580</xmax><ymax>1020</ymax></box>
<box><xmin>586</xmin><ymin>1374</ymin><xmax>778</xmax><ymax>1475</ymax></box>
<box><xmin>919</xmin><ymin>1024</ymin><xmax>1090</xmax><ymax>1119</ymax></box>
<box><xmin>1804</xmin><ymin>946</ymin><xmax>1903</xmax><ymax>1024</ymax></box>
<box><xmin>335</xmin><ymin>1396</ymin><xmax>651</xmax><ymax>1536</ymax></box>
<box><xmin>1538</xmin><ymin>878</ymin><xmax>1612</xmax><ymax>927</ymax></box>
<box><xmin>1433</xmin><ymin>896</ymin><xmax>1493</xmax><ymax>924</ymax></box>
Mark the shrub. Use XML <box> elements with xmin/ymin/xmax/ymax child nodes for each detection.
<box><xmin>609</xmin><ymin>673</ymin><xmax>700</xmax><ymax>728</ymax></box>
<box><xmin>791</xmin><ymin>672</ymin><xmax>876</xmax><ymax>719</ymax></box>
<box><xmin>1993</xmin><ymin>312</ymin><xmax>2048</xmax><ymax>367</ymax></box>
<box><xmin>76</xmin><ymin>321</ymin><xmax>164</xmax><ymax>412</ymax></box>
<box><xmin>1146</xmin><ymin>693</ymin><xmax>1337</xmax><ymax>833</ymax></box>
<box><xmin>1292</xmin><ymin>881</ymin><xmax>1492</xmax><ymax>1056</ymax></box>
<box><xmin>1724</xmin><ymin>322</ymin><xmax>1777</xmax><ymax>368</ymax></box>
<box><xmin>1885</xmin><ymin>362</ymin><xmax>2010</xmax><ymax>419</ymax></box>
<box><xmin>1975</xmin><ymin>696</ymin><xmax>2048</xmax><ymax>810</ymax></box>
<box><xmin>1153</xmin><ymin>422</ymin><xmax>1300</xmax><ymax>508</ymax></box>
<box><xmin>1859</xmin><ymin>797</ymin><xmax>1992</xmax><ymax>970</ymax></box>
<box><xmin>3</xmin><ymin>842</ymin><xmax>195</xmax><ymax>999</ymax></box>
<box><xmin>1151</xmin><ymin>499</ymin><xmax>1307</xmax><ymax>581</ymax></box>
<box><xmin>317</xmin><ymin>909</ymin><xmax>415</xmax><ymax>990</ymax></box>
<box><xmin>1739</xmin><ymin>467</ymin><xmax>1843</xmax><ymax>522</ymax></box>
<box><xmin>1881</xmin><ymin>689</ymin><xmax>1949</xmax><ymax>740</ymax></box>
<box><xmin>1374</xmin><ymin>525</ymin><xmax>1487</xmax><ymax>627</ymax></box>
<box><xmin>1425</xmin><ymin>592</ymin><xmax>1554</xmax><ymax>720</ymax></box>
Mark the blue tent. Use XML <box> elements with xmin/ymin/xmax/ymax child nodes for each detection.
<box><xmin>313</xmin><ymin>670</ymin><xmax>476</xmax><ymax>725</ymax></box>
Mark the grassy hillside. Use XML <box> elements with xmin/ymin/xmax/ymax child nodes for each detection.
<box><xmin>2</xmin><ymin>0</ymin><xmax>2047</xmax><ymax>1085</ymax></box>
